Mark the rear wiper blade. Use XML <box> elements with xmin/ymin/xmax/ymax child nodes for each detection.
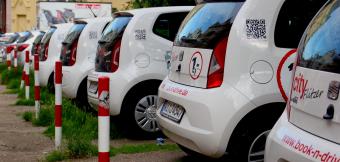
<box><xmin>181</xmin><ymin>37</ymin><xmax>198</xmax><ymax>43</ymax></box>
<box><xmin>98</xmin><ymin>40</ymin><xmax>110</xmax><ymax>44</ymax></box>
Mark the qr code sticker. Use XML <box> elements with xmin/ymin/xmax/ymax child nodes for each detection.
<box><xmin>135</xmin><ymin>29</ymin><xmax>146</xmax><ymax>40</ymax></box>
<box><xmin>246</xmin><ymin>19</ymin><xmax>267</xmax><ymax>39</ymax></box>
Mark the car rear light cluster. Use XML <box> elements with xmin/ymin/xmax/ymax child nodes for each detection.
<box><xmin>17</xmin><ymin>44</ymin><xmax>29</xmax><ymax>52</ymax></box>
<box><xmin>69</xmin><ymin>40</ymin><xmax>78</xmax><ymax>66</ymax></box>
<box><xmin>207</xmin><ymin>37</ymin><xmax>228</xmax><ymax>88</ymax></box>
<box><xmin>6</xmin><ymin>45</ymin><xmax>16</xmax><ymax>53</ymax></box>
<box><xmin>40</xmin><ymin>43</ymin><xmax>49</xmax><ymax>61</ymax></box>
<box><xmin>111</xmin><ymin>39</ymin><xmax>122</xmax><ymax>72</ymax></box>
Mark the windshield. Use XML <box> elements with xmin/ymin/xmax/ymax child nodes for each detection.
<box><xmin>41</xmin><ymin>28</ymin><xmax>56</xmax><ymax>44</ymax></box>
<box><xmin>63</xmin><ymin>23</ymin><xmax>86</xmax><ymax>44</ymax></box>
<box><xmin>298</xmin><ymin>0</ymin><xmax>340</xmax><ymax>74</ymax></box>
<box><xmin>174</xmin><ymin>2</ymin><xmax>243</xmax><ymax>49</ymax></box>
<box><xmin>95</xmin><ymin>16</ymin><xmax>132</xmax><ymax>72</ymax></box>
<box><xmin>17</xmin><ymin>31</ymin><xmax>32</xmax><ymax>43</ymax></box>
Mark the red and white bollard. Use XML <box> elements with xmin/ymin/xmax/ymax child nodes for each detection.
<box><xmin>13</xmin><ymin>50</ymin><xmax>17</xmax><ymax>71</ymax></box>
<box><xmin>98</xmin><ymin>76</ymin><xmax>110</xmax><ymax>162</ymax></box>
<box><xmin>55</xmin><ymin>61</ymin><xmax>62</xmax><ymax>148</ymax></box>
<box><xmin>6</xmin><ymin>52</ymin><xmax>11</xmax><ymax>70</ymax></box>
<box><xmin>34</xmin><ymin>54</ymin><xmax>40</xmax><ymax>119</ymax></box>
<box><xmin>25</xmin><ymin>51</ymin><xmax>30</xmax><ymax>100</ymax></box>
<box><xmin>20</xmin><ymin>69</ymin><xmax>25</xmax><ymax>89</ymax></box>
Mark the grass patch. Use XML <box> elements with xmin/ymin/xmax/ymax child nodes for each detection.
<box><xmin>15</xmin><ymin>98</ymin><xmax>35</xmax><ymax>106</ymax></box>
<box><xmin>0</xmin><ymin>63</ymin><xmax>177</xmax><ymax>162</ymax></box>
<box><xmin>22</xmin><ymin>111</ymin><xmax>33</xmax><ymax>122</ymax></box>
<box><xmin>45</xmin><ymin>150</ymin><xmax>67</xmax><ymax>162</ymax></box>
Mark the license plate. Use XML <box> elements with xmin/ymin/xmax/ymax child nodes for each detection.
<box><xmin>89</xmin><ymin>81</ymin><xmax>98</xmax><ymax>94</ymax></box>
<box><xmin>160</xmin><ymin>101</ymin><xmax>185</xmax><ymax>123</ymax></box>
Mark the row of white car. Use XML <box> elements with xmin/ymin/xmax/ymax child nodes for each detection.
<box><xmin>2</xmin><ymin>0</ymin><xmax>340</xmax><ymax>161</ymax></box>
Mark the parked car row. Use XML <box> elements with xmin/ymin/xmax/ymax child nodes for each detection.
<box><xmin>2</xmin><ymin>0</ymin><xmax>340</xmax><ymax>161</ymax></box>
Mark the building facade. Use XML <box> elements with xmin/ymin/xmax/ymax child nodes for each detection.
<box><xmin>0</xmin><ymin>0</ymin><xmax>130</xmax><ymax>33</ymax></box>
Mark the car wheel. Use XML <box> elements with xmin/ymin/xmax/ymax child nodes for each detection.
<box><xmin>121</xmin><ymin>84</ymin><xmax>161</xmax><ymax>139</ymax></box>
<box><xmin>227</xmin><ymin>106</ymin><xmax>283</xmax><ymax>162</ymax></box>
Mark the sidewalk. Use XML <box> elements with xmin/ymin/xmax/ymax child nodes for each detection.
<box><xmin>0</xmin><ymin>85</ymin><xmax>53</xmax><ymax>162</ymax></box>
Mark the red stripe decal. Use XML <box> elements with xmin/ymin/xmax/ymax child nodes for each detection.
<box><xmin>276</xmin><ymin>49</ymin><xmax>297</xmax><ymax>102</ymax></box>
<box><xmin>55</xmin><ymin>61</ymin><xmax>62</xmax><ymax>84</ymax></box>
<box><xmin>22</xmin><ymin>70</ymin><xmax>25</xmax><ymax>80</ymax></box>
<box><xmin>98</xmin><ymin>106</ymin><xmax>110</xmax><ymax>116</ymax></box>
<box><xmin>25</xmin><ymin>51</ymin><xmax>29</xmax><ymax>63</ymax></box>
<box><xmin>98</xmin><ymin>152</ymin><xmax>110</xmax><ymax>162</ymax></box>
<box><xmin>35</xmin><ymin>86</ymin><xmax>40</xmax><ymax>100</ymax></box>
<box><xmin>25</xmin><ymin>74</ymin><xmax>30</xmax><ymax>86</ymax></box>
<box><xmin>55</xmin><ymin>105</ymin><xmax>62</xmax><ymax>127</ymax></box>
<box><xmin>34</xmin><ymin>54</ymin><xmax>39</xmax><ymax>70</ymax></box>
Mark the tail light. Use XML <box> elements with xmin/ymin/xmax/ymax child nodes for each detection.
<box><xmin>40</xmin><ymin>43</ymin><xmax>49</xmax><ymax>61</ymax></box>
<box><xmin>111</xmin><ymin>39</ymin><xmax>122</xmax><ymax>72</ymax></box>
<box><xmin>17</xmin><ymin>44</ymin><xmax>29</xmax><ymax>52</ymax></box>
<box><xmin>69</xmin><ymin>40</ymin><xmax>78</xmax><ymax>66</ymax></box>
<box><xmin>6</xmin><ymin>45</ymin><xmax>15</xmax><ymax>53</ymax></box>
<box><xmin>207</xmin><ymin>37</ymin><xmax>228</xmax><ymax>88</ymax></box>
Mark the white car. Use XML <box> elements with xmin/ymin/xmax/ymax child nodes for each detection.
<box><xmin>265</xmin><ymin>1</ymin><xmax>340</xmax><ymax>161</ymax></box>
<box><xmin>60</xmin><ymin>17</ymin><xmax>112</xmax><ymax>107</ymax></box>
<box><xmin>156</xmin><ymin>0</ymin><xmax>327</xmax><ymax>160</ymax></box>
<box><xmin>15</xmin><ymin>30</ymin><xmax>45</xmax><ymax>65</ymax></box>
<box><xmin>39</xmin><ymin>23</ymin><xmax>73</xmax><ymax>90</ymax></box>
<box><xmin>87</xmin><ymin>7</ymin><xmax>192</xmax><ymax>137</ymax></box>
<box><xmin>0</xmin><ymin>33</ymin><xmax>19</xmax><ymax>61</ymax></box>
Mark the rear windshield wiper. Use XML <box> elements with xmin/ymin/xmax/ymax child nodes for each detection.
<box><xmin>181</xmin><ymin>37</ymin><xmax>198</xmax><ymax>43</ymax></box>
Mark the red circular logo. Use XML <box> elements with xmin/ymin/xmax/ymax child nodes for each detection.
<box><xmin>189</xmin><ymin>51</ymin><xmax>203</xmax><ymax>80</ymax></box>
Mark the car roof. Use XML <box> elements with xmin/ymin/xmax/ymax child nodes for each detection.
<box><xmin>122</xmin><ymin>6</ymin><xmax>194</xmax><ymax>16</ymax></box>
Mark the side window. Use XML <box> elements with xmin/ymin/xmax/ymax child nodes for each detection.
<box><xmin>274</xmin><ymin>0</ymin><xmax>327</xmax><ymax>48</ymax></box>
<box><xmin>153</xmin><ymin>12</ymin><xmax>189</xmax><ymax>41</ymax></box>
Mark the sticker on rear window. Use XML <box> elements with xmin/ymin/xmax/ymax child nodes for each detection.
<box><xmin>189</xmin><ymin>51</ymin><xmax>203</xmax><ymax>80</ymax></box>
<box><xmin>246</xmin><ymin>19</ymin><xmax>267</xmax><ymax>40</ymax></box>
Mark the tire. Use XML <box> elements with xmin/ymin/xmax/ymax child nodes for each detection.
<box><xmin>75</xmin><ymin>78</ymin><xmax>92</xmax><ymax>112</ymax></box>
<box><xmin>47</xmin><ymin>73</ymin><xmax>55</xmax><ymax>93</ymax></box>
<box><xmin>227</xmin><ymin>106</ymin><xmax>284</xmax><ymax>162</ymax></box>
<box><xmin>120</xmin><ymin>81</ymin><xmax>161</xmax><ymax>139</ymax></box>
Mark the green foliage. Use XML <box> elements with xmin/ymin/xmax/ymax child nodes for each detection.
<box><xmin>45</xmin><ymin>150</ymin><xmax>67</xmax><ymax>162</ymax></box>
<box><xmin>15</xmin><ymin>98</ymin><xmax>35</xmax><ymax>106</ymax></box>
<box><xmin>22</xmin><ymin>111</ymin><xmax>33</xmax><ymax>122</ymax></box>
<box><xmin>132</xmin><ymin>0</ymin><xmax>195</xmax><ymax>8</ymax></box>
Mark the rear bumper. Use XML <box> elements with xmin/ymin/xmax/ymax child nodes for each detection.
<box><xmin>39</xmin><ymin>60</ymin><xmax>55</xmax><ymax>87</ymax></box>
<box><xmin>265</xmin><ymin>112</ymin><xmax>340</xmax><ymax>162</ymax></box>
<box><xmin>156</xmin><ymin>77</ymin><xmax>254</xmax><ymax>158</ymax></box>
<box><xmin>87</xmin><ymin>70</ymin><xmax>130</xmax><ymax>115</ymax></box>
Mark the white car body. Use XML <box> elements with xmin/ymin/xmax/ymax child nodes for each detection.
<box><xmin>156</xmin><ymin>0</ymin><xmax>327</xmax><ymax>160</ymax></box>
<box><xmin>16</xmin><ymin>30</ymin><xmax>45</xmax><ymax>66</ymax></box>
<box><xmin>265</xmin><ymin>1</ymin><xmax>340</xmax><ymax>161</ymax></box>
<box><xmin>87</xmin><ymin>7</ymin><xmax>193</xmax><ymax>135</ymax></box>
<box><xmin>39</xmin><ymin>23</ymin><xmax>73</xmax><ymax>87</ymax></box>
<box><xmin>61</xmin><ymin>17</ymin><xmax>112</xmax><ymax>100</ymax></box>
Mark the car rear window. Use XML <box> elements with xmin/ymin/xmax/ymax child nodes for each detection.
<box><xmin>297</xmin><ymin>0</ymin><xmax>340</xmax><ymax>74</ymax></box>
<box><xmin>174</xmin><ymin>2</ymin><xmax>243</xmax><ymax>49</ymax></box>
<box><xmin>99</xmin><ymin>16</ymin><xmax>131</xmax><ymax>44</ymax></box>
<box><xmin>34</xmin><ymin>32</ymin><xmax>45</xmax><ymax>44</ymax></box>
<box><xmin>41</xmin><ymin>27</ymin><xmax>56</xmax><ymax>44</ymax></box>
<box><xmin>95</xmin><ymin>15</ymin><xmax>132</xmax><ymax>72</ymax></box>
<box><xmin>63</xmin><ymin>23</ymin><xmax>86</xmax><ymax>44</ymax></box>
<box><xmin>17</xmin><ymin>31</ymin><xmax>33</xmax><ymax>43</ymax></box>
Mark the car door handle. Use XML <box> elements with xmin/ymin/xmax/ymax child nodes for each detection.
<box><xmin>323</xmin><ymin>104</ymin><xmax>334</xmax><ymax>120</ymax></box>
